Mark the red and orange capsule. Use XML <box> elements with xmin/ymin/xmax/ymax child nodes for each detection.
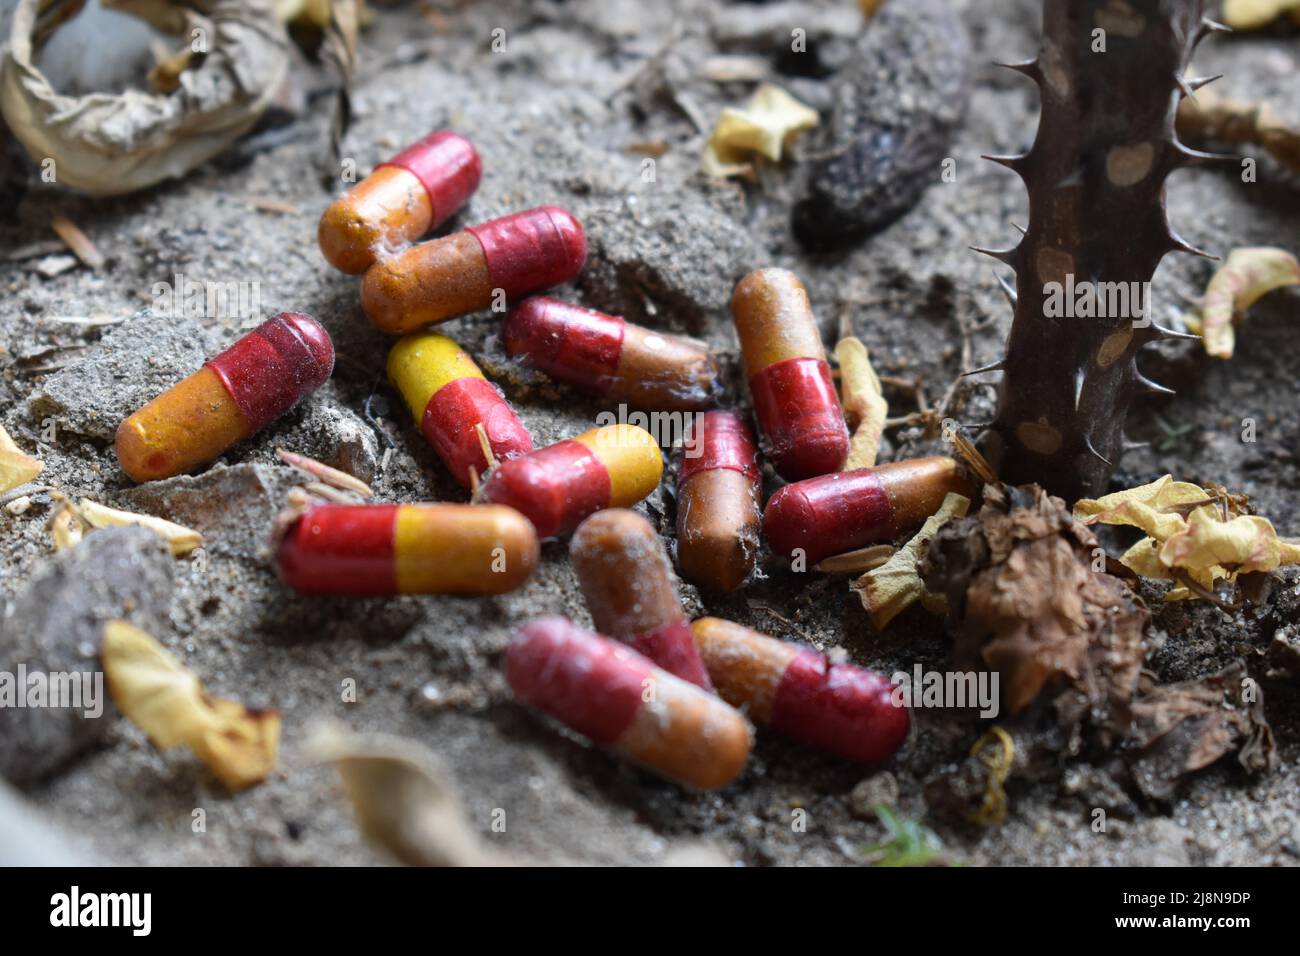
<box><xmin>571</xmin><ymin>509</ymin><xmax>713</xmax><ymax>690</ymax></box>
<box><xmin>505</xmin><ymin>617</ymin><xmax>752</xmax><ymax>790</ymax></box>
<box><xmin>503</xmin><ymin>297</ymin><xmax>721</xmax><ymax>411</ymax></box>
<box><xmin>731</xmin><ymin>268</ymin><xmax>849</xmax><ymax>481</ymax></box>
<box><xmin>115</xmin><ymin>312</ymin><xmax>334</xmax><ymax>483</ymax></box>
<box><xmin>276</xmin><ymin>502</ymin><xmax>538</xmax><ymax>596</ymax></box>
<box><xmin>388</xmin><ymin>331</ymin><xmax>532</xmax><ymax>488</ymax></box>
<box><xmin>675</xmin><ymin>410</ymin><xmax>762</xmax><ymax>592</ymax></box>
<box><xmin>318</xmin><ymin>130</ymin><xmax>482</xmax><ymax>274</ymax></box>
<box><xmin>478</xmin><ymin>423</ymin><xmax>662</xmax><ymax>538</ymax></box>
<box><xmin>691</xmin><ymin>617</ymin><xmax>909</xmax><ymax>764</ymax></box>
<box><xmin>763</xmin><ymin>456</ymin><xmax>973</xmax><ymax>567</ymax></box>
<box><xmin>362</xmin><ymin>206</ymin><xmax>587</xmax><ymax>334</ymax></box>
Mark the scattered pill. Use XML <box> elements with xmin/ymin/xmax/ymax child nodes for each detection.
<box><xmin>478</xmin><ymin>423</ymin><xmax>662</xmax><ymax>538</ymax></box>
<box><xmin>691</xmin><ymin>617</ymin><xmax>909</xmax><ymax>764</ymax></box>
<box><xmin>362</xmin><ymin>206</ymin><xmax>587</xmax><ymax>334</ymax></box>
<box><xmin>505</xmin><ymin>617</ymin><xmax>752</xmax><ymax>789</ymax></box>
<box><xmin>571</xmin><ymin>509</ymin><xmax>713</xmax><ymax>689</ymax></box>
<box><xmin>318</xmin><ymin>130</ymin><xmax>482</xmax><ymax>274</ymax></box>
<box><xmin>276</xmin><ymin>502</ymin><xmax>538</xmax><ymax>596</ymax></box>
<box><xmin>731</xmin><ymin>268</ymin><xmax>849</xmax><ymax>481</ymax></box>
<box><xmin>115</xmin><ymin>312</ymin><xmax>334</xmax><ymax>483</ymax></box>
<box><xmin>675</xmin><ymin>410</ymin><xmax>761</xmax><ymax>592</ymax></box>
<box><xmin>503</xmin><ymin>296</ymin><xmax>721</xmax><ymax>411</ymax></box>
<box><xmin>763</xmin><ymin>456</ymin><xmax>973</xmax><ymax>567</ymax></box>
<box><xmin>388</xmin><ymin>330</ymin><xmax>532</xmax><ymax>488</ymax></box>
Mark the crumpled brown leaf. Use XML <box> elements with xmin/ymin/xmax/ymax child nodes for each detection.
<box><xmin>835</xmin><ymin>337</ymin><xmax>889</xmax><ymax>471</ymax></box>
<box><xmin>1127</xmin><ymin>663</ymin><xmax>1277</xmax><ymax>801</ymax></box>
<box><xmin>102</xmin><ymin>620</ymin><xmax>279</xmax><ymax>791</ymax></box>
<box><xmin>1</xmin><ymin>0</ymin><xmax>290</xmax><ymax>196</ymax></box>
<box><xmin>923</xmin><ymin>484</ymin><xmax>1148</xmax><ymax>725</ymax></box>
<box><xmin>1075</xmin><ymin>475</ymin><xmax>1300</xmax><ymax>602</ymax></box>
<box><xmin>701</xmin><ymin>83</ymin><xmax>818</xmax><ymax>178</ymax></box>
<box><xmin>1179</xmin><ymin>247</ymin><xmax>1300</xmax><ymax>359</ymax></box>
<box><xmin>0</xmin><ymin>424</ymin><xmax>43</xmax><ymax>495</ymax></box>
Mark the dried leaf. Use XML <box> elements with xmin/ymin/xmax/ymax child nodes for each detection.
<box><xmin>102</xmin><ymin>621</ymin><xmax>279</xmax><ymax>791</ymax></box>
<box><xmin>1181</xmin><ymin>247</ymin><xmax>1300</xmax><ymax>359</ymax></box>
<box><xmin>307</xmin><ymin>724</ymin><xmax>500</xmax><ymax>866</ymax></box>
<box><xmin>701</xmin><ymin>83</ymin><xmax>818</xmax><ymax>179</ymax></box>
<box><xmin>853</xmin><ymin>493</ymin><xmax>969</xmax><ymax>630</ymax></box>
<box><xmin>1177</xmin><ymin>89</ymin><xmax>1300</xmax><ymax>174</ymax></box>
<box><xmin>835</xmin><ymin>337</ymin><xmax>889</xmax><ymax>471</ymax></box>
<box><xmin>1074</xmin><ymin>474</ymin><xmax>1215</xmax><ymax>540</ymax></box>
<box><xmin>1220</xmin><ymin>0</ymin><xmax>1300</xmax><ymax>30</ymax></box>
<box><xmin>1</xmin><ymin>0</ymin><xmax>290</xmax><ymax>196</ymax></box>
<box><xmin>77</xmin><ymin>499</ymin><xmax>202</xmax><ymax>556</ymax></box>
<box><xmin>0</xmin><ymin>424</ymin><xmax>43</xmax><ymax>494</ymax></box>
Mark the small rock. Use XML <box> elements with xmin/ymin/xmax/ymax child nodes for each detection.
<box><xmin>850</xmin><ymin>771</ymin><xmax>899</xmax><ymax>819</ymax></box>
<box><xmin>0</xmin><ymin>527</ymin><xmax>174</xmax><ymax>788</ymax></box>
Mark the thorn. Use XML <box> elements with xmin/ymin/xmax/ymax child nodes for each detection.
<box><xmin>993</xmin><ymin>270</ymin><xmax>1017</xmax><ymax>307</ymax></box>
<box><xmin>1178</xmin><ymin>74</ymin><xmax>1223</xmax><ymax>100</ymax></box>
<box><xmin>1074</xmin><ymin>368</ymin><xmax>1086</xmax><ymax>413</ymax></box>
<box><xmin>1134</xmin><ymin>372</ymin><xmax>1176</xmax><ymax>397</ymax></box>
<box><xmin>994</xmin><ymin>59</ymin><xmax>1040</xmax><ymax>79</ymax></box>
<box><xmin>1149</xmin><ymin>323</ymin><xmax>1201</xmax><ymax>342</ymax></box>
<box><xmin>982</xmin><ymin>153</ymin><xmax>1029</xmax><ymax>176</ymax></box>
<box><xmin>970</xmin><ymin>245</ymin><xmax>1017</xmax><ymax>266</ymax></box>
<box><xmin>1084</xmin><ymin>436</ymin><xmax>1112</xmax><ymax>467</ymax></box>
<box><xmin>1009</xmin><ymin>222</ymin><xmax>1027</xmax><ymax>236</ymax></box>
<box><xmin>1166</xmin><ymin>228</ymin><xmax>1219</xmax><ymax>262</ymax></box>
<box><xmin>1123</xmin><ymin>438</ymin><xmax>1151</xmax><ymax>452</ymax></box>
<box><xmin>962</xmin><ymin>360</ymin><xmax>1006</xmax><ymax>377</ymax></box>
<box><xmin>1170</xmin><ymin>141</ymin><xmax>1232</xmax><ymax>170</ymax></box>
<box><xmin>1199</xmin><ymin>17</ymin><xmax>1232</xmax><ymax>38</ymax></box>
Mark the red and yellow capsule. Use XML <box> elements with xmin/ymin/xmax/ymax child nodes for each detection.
<box><xmin>505</xmin><ymin>617</ymin><xmax>752</xmax><ymax>790</ymax></box>
<box><xmin>362</xmin><ymin>206</ymin><xmax>587</xmax><ymax>334</ymax></box>
<box><xmin>115</xmin><ymin>312</ymin><xmax>334</xmax><ymax>483</ymax></box>
<box><xmin>276</xmin><ymin>502</ymin><xmax>538</xmax><ymax>596</ymax></box>
<box><xmin>691</xmin><ymin>617</ymin><xmax>909</xmax><ymax>764</ymax></box>
<box><xmin>478</xmin><ymin>423</ymin><xmax>662</xmax><ymax>538</ymax></box>
<box><xmin>675</xmin><ymin>410</ymin><xmax>762</xmax><ymax>592</ymax></box>
<box><xmin>318</xmin><ymin>130</ymin><xmax>482</xmax><ymax>274</ymax></box>
<box><xmin>731</xmin><ymin>268</ymin><xmax>849</xmax><ymax>481</ymax></box>
<box><xmin>503</xmin><ymin>297</ymin><xmax>721</xmax><ymax>411</ymax></box>
<box><xmin>388</xmin><ymin>331</ymin><xmax>532</xmax><ymax>488</ymax></box>
<box><xmin>763</xmin><ymin>456</ymin><xmax>973</xmax><ymax>567</ymax></box>
<box><xmin>571</xmin><ymin>509</ymin><xmax>713</xmax><ymax>689</ymax></box>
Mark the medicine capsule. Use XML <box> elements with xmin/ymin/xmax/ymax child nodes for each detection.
<box><xmin>691</xmin><ymin>617</ymin><xmax>909</xmax><ymax>764</ymax></box>
<box><xmin>503</xmin><ymin>297</ymin><xmax>721</xmax><ymax>411</ymax></box>
<box><xmin>318</xmin><ymin>130</ymin><xmax>482</xmax><ymax>274</ymax></box>
<box><xmin>276</xmin><ymin>502</ymin><xmax>538</xmax><ymax>596</ymax></box>
<box><xmin>763</xmin><ymin>456</ymin><xmax>973</xmax><ymax>567</ymax></box>
<box><xmin>571</xmin><ymin>509</ymin><xmax>713</xmax><ymax>689</ymax></box>
<box><xmin>675</xmin><ymin>410</ymin><xmax>761</xmax><ymax>592</ymax></box>
<box><xmin>115</xmin><ymin>312</ymin><xmax>334</xmax><ymax>483</ymax></box>
<box><xmin>362</xmin><ymin>206</ymin><xmax>587</xmax><ymax>334</ymax></box>
<box><xmin>505</xmin><ymin>617</ymin><xmax>752</xmax><ymax>789</ymax></box>
<box><xmin>478</xmin><ymin>423</ymin><xmax>662</xmax><ymax>538</ymax></box>
<box><xmin>731</xmin><ymin>268</ymin><xmax>849</xmax><ymax>481</ymax></box>
<box><xmin>387</xmin><ymin>331</ymin><xmax>532</xmax><ymax>488</ymax></box>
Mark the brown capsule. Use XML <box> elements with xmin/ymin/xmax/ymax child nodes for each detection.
<box><xmin>570</xmin><ymin>509</ymin><xmax>713</xmax><ymax>690</ymax></box>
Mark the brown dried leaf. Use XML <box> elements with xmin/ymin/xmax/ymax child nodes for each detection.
<box><xmin>102</xmin><ymin>621</ymin><xmax>279</xmax><ymax>791</ymax></box>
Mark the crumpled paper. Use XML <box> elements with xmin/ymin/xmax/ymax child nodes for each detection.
<box><xmin>1</xmin><ymin>0</ymin><xmax>289</xmax><ymax>196</ymax></box>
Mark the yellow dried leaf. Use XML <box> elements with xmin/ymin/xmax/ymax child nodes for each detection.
<box><xmin>1192</xmin><ymin>247</ymin><xmax>1300</xmax><ymax>359</ymax></box>
<box><xmin>102</xmin><ymin>621</ymin><xmax>279</xmax><ymax>792</ymax></box>
<box><xmin>1073</xmin><ymin>474</ymin><xmax>1212</xmax><ymax>540</ymax></box>
<box><xmin>77</xmin><ymin>499</ymin><xmax>202</xmax><ymax>556</ymax></box>
<box><xmin>1221</xmin><ymin>0</ymin><xmax>1300</xmax><ymax>30</ymax></box>
<box><xmin>835</xmin><ymin>337</ymin><xmax>889</xmax><ymax>471</ymax></box>
<box><xmin>1160</xmin><ymin>508</ymin><xmax>1290</xmax><ymax>577</ymax></box>
<box><xmin>702</xmin><ymin>84</ymin><xmax>819</xmax><ymax>179</ymax></box>
<box><xmin>0</xmin><ymin>447</ymin><xmax>42</xmax><ymax>494</ymax></box>
<box><xmin>852</xmin><ymin>493</ymin><xmax>970</xmax><ymax>630</ymax></box>
<box><xmin>50</xmin><ymin>504</ymin><xmax>84</xmax><ymax>552</ymax></box>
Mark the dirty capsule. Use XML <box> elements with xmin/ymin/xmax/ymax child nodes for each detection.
<box><xmin>388</xmin><ymin>331</ymin><xmax>532</xmax><ymax>488</ymax></box>
<box><xmin>731</xmin><ymin>268</ymin><xmax>849</xmax><ymax>481</ymax></box>
<box><xmin>362</xmin><ymin>206</ymin><xmax>587</xmax><ymax>334</ymax></box>
<box><xmin>675</xmin><ymin>410</ymin><xmax>761</xmax><ymax>592</ymax></box>
<box><xmin>503</xmin><ymin>297</ymin><xmax>721</xmax><ymax>411</ymax></box>
<box><xmin>115</xmin><ymin>312</ymin><xmax>334</xmax><ymax>483</ymax></box>
<box><xmin>318</xmin><ymin>130</ymin><xmax>482</xmax><ymax>274</ymax></box>
<box><xmin>691</xmin><ymin>617</ymin><xmax>909</xmax><ymax>764</ymax></box>
<box><xmin>478</xmin><ymin>424</ymin><xmax>662</xmax><ymax>538</ymax></box>
<box><xmin>505</xmin><ymin>617</ymin><xmax>752</xmax><ymax>789</ymax></box>
<box><xmin>276</xmin><ymin>502</ymin><xmax>538</xmax><ymax>595</ymax></box>
<box><xmin>763</xmin><ymin>456</ymin><xmax>973</xmax><ymax>567</ymax></box>
<box><xmin>571</xmin><ymin>509</ymin><xmax>713</xmax><ymax>689</ymax></box>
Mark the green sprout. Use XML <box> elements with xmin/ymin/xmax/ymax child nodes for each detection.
<box><xmin>859</xmin><ymin>806</ymin><xmax>950</xmax><ymax>867</ymax></box>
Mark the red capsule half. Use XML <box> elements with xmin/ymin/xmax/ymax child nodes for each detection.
<box><xmin>763</xmin><ymin>456</ymin><xmax>973</xmax><ymax>567</ymax></box>
<box><xmin>503</xmin><ymin>297</ymin><xmax>721</xmax><ymax>410</ymax></box>
<box><xmin>692</xmin><ymin>617</ymin><xmax>909</xmax><ymax>764</ymax></box>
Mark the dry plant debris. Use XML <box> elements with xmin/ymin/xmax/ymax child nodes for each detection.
<box><xmin>0</xmin><ymin>424</ymin><xmax>43</xmax><ymax>495</ymax></box>
<box><xmin>1219</xmin><ymin>0</ymin><xmax>1300</xmax><ymax>30</ymax></box>
<box><xmin>835</xmin><ymin>337</ymin><xmax>889</xmax><ymax>471</ymax></box>
<box><xmin>1178</xmin><ymin>89</ymin><xmax>1300</xmax><ymax>175</ymax></box>
<box><xmin>101</xmin><ymin>621</ymin><xmax>280</xmax><ymax>792</ymax></box>
<box><xmin>49</xmin><ymin>499</ymin><xmax>202</xmax><ymax>557</ymax></box>
<box><xmin>701</xmin><ymin>83</ymin><xmax>819</xmax><ymax>179</ymax></box>
<box><xmin>1178</xmin><ymin>247</ymin><xmax>1300</xmax><ymax>359</ymax></box>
